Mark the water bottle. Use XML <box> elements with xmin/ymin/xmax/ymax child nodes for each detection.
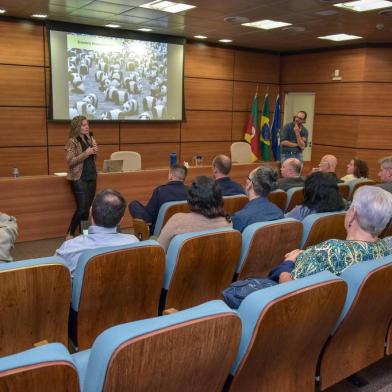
<box><xmin>12</xmin><ymin>166</ymin><xmax>20</xmax><ymax>178</ymax></box>
<box><xmin>169</xmin><ymin>152</ymin><xmax>177</xmax><ymax>167</ymax></box>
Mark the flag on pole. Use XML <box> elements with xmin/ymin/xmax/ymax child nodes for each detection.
<box><xmin>260</xmin><ymin>94</ymin><xmax>271</xmax><ymax>161</ymax></box>
<box><xmin>244</xmin><ymin>93</ymin><xmax>260</xmax><ymax>161</ymax></box>
<box><xmin>271</xmin><ymin>95</ymin><xmax>281</xmax><ymax>161</ymax></box>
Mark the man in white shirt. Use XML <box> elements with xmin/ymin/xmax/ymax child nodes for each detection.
<box><xmin>56</xmin><ymin>188</ymin><xmax>138</xmax><ymax>277</ymax></box>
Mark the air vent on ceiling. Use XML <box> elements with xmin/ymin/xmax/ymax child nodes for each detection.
<box><xmin>282</xmin><ymin>26</ymin><xmax>306</xmax><ymax>32</ymax></box>
<box><xmin>224</xmin><ymin>16</ymin><xmax>250</xmax><ymax>24</ymax></box>
<box><xmin>379</xmin><ymin>8</ymin><xmax>392</xmax><ymax>16</ymax></box>
<box><xmin>316</xmin><ymin>9</ymin><xmax>339</xmax><ymax>15</ymax></box>
<box><xmin>319</xmin><ymin>0</ymin><xmax>338</xmax><ymax>3</ymax></box>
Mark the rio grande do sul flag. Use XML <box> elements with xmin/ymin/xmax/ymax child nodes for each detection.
<box><xmin>244</xmin><ymin>93</ymin><xmax>260</xmax><ymax>161</ymax></box>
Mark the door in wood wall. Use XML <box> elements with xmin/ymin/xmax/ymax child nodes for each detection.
<box><xmin>283</xmin><ymin>92</ymin><xmax>315</xmax><ymax>162</ymax></box>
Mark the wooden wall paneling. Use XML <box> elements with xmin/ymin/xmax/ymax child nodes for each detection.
<box><xmin>0</xmin><ymin>147</ymin><xmax>48</xmax><ymax>176</ymax></box>
<box><xmin>360</xmin><ymin>83</ymin><xmax>392</xmax><ymax>116</ymax></box>
<box><xmin>44</xmin><ymin>26</ymin><xmax>49</xmax><ymax>67</ymax></box>
<box><xmin>0</xmin><ymin>108</ymin><xmax>47</xmax><ymax>146</ymax></box>
<box><xmin>184</xmin><ymin>78</ymin><xmax>233</xmax><ymax>111</ymax></box>
<box><xmin>363</xmin><ymin>48</ymin><xmax>392</xmax><ymax>82</ymax></box>
<box><xmin>0</xmin><ymin>65</ymin><xmax>45</xmax><ymax>107</ymax></box>
<box><xmin>232</xmin><ymin>111</ymin><xmax>248</xmax><ymax>141</ymax></box>
<box><xmin>184</xmin><ymin>43</ymin><xmax>234</xmax><ymax>80</ymax></box>
<box><xmin>121</xmin><ymin>142</ymin><xmax>180</xmax><ymax>169</ymax></box>
<box><xmin>120</xmin><ymin>122</ymin><xmax>180</xmax><ymax>143</ymax></box>
<box><xmin>181</xmin><ymin>111</ymin><xmax>232</xmax><ymax>142</ymax></box>
<box><xmin>233</xmin><ymin>82</ymin><xmax>279</xmax><ymax>111</ymax></box>
<box><xmin>357</xmin><ymin>117</ymin><xmax>392</xmax><ymax>149</ymax></box>
<box><xmin>310</xmin><ymin>144</ymin><xmax>357</xmax><ymax>178</ymax></box>
<box><xmin>48</xmin><ymin>121</ymin><xmax>120</xmax><ymax>146</ymax></box>
<box><xmin>312</xmin><ymin>115</ymin><xmax>359</xmax><ymax>148</ymax></box>
<box><xmin>48</xmin><ymin>144</ymin><xmax>119</xmax><ymax>174</ymax></box>
<box><xmin>180</xmin><ymin>141</ymin><xmax>231</xmax><ymax>166</ymax></box>
<box><xmin>283</xmin><ymin>83</ymin><xmax>365</xmax><ymax>115</ymax></box>
<box><xmin>45</xmin><ymin>67</ymin><xmax>50</xmax><ymax>107</ymax></box>
<box><xmin>280</xmin><ymin>48</ymin><xmax>366</xmax><ymax>84</ymax></box>
<box><xmin>234</xmin><ymin>50</ymin><xmax>280</xmax><ymax>83</ymax></box>
<box><xmin>0</xmin><ymin>20</ymin><xmax>44</xmax><ymax>66</ymax></box>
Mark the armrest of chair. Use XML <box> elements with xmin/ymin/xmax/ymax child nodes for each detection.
<box><xmin>132</xmin><ymin>218</ymin><xmax>151</xmax><ymax>241</ymax></box>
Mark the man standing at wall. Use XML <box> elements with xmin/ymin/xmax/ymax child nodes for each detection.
<box><xmin>280</xmin><ymin>111</ymin><xmax>308</xmax><ymax>163</ymax></box>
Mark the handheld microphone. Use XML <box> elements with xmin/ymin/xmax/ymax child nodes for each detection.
<box><xmin>89</xmin><ymin>131</ymin><xmax>96</xmax><ymax>160</ymax></box>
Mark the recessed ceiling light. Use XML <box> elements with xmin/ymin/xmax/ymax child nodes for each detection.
<box><xmin>242</xmin><ymin>19</ymin><xmax>292</xmax><ymax>30</ymax></box>
<box><xmin>334</xmin><ymin>0</ymin><xmax>392</xmax><ymax>12</ymax></box>
<box><xmin>140</xmin><ymin>1</ymin><xmax>195</xmax><ymax>13</ymax></box>
<box><xmin>0</xmin><ymin>9</ymin><xmax>6</xmax><ymax>14</ymax></box>
<box><xmin>105</xmin><ymin>24</ymin><xmax>120</xmax><ymax>28</ymax></box>
<box><xmin>318</xmin><ymin>33</ymin><xmax>363</xmax><ymax>41</ymax></box>
<box><xmin>138</xmin><ymin>28</ymin><xmax>153</xmax><ymax>32</ymax></box>
<box><xmin>194</xmin><ymin>35</ymin><xmax>207</xmax><ymax>39</ymax></box>
<box><xmin>219</xmin><ymin>39</ymin><xmax>232</xmax><ymax>43</ymax></box>
<box><xmin>32</xmin><ymin>14</ymin><xmax>48</xmax><ymax>18</ymax></box>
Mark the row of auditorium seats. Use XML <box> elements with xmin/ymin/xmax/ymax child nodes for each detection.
<box><xmin>0</xmin><ymin>213</ymin><xmax>348</xmax><ymax>354</ymax></box>
<box><xmin>1</xmin><ymin>256</ymin><xmax>392</xmax><ymax>391</ymax></box>
<box><xmin>133</xmin><ymin>178</ymin><xmax>376</xmax><ymax>241</ymax></box>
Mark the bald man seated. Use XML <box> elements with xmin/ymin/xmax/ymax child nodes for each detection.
<box><xmin>277</xmin><ymin>158</ymin><xmax>305</xmax><ymax>191</ymax></box>
<box><xmin>212</xmin><ymin>154</ymin><xmax>245</xmax><ymax>196</ymax></box>
<box><xmin>314</xmin><ymin>154</ymin><xmax>344</xmax><ymax>184</ymax></box>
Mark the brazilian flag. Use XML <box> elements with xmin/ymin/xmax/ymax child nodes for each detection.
<box><xmin>260</xmin><ymin>94</ymin><xmax>271</xmax><ymax>161</ymax></box>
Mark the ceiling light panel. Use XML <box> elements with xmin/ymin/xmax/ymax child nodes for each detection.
<box><xmin>242</xmin><ymin>19</ymin><xmax>292</xmax><ymax>30</ymax></box>
<box><xmin>140</xmin><ymin>1</ymin><xmax>195</xmax><ymax>13</ymax></box>
<box><xmin>334</xmin><ymin>0</ymin><xmax>392</xmax><ymax>12</ymax></box>
<box><xmin>318</xmin><ymin>33</ymin><xmax>363</xmax><ymax>41</ymax></box>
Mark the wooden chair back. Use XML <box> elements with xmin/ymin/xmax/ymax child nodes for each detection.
<box><xmin>75</xmin><ymin>244</ymin><xmax>165</xmax><ymax>349</ymax></box>
<box><xmin>229</xmin><ymin>276</ymin><xmax>347</xmax><ymax>392</ymax></box>
<box><xmin>223</xmin><ymin>195</ymin><xmax>248</xmax><ymax>216</ymax></box>
<box><xmin>132</xmin><ymin>218</ymin><xmax>150</xmax><ymax>240</ymax></box>
<box><xmin>238</xmin><ymin>220</ymin><xmax>303</xmax><ymax>280</ymax></box>
<box><xmin>165</xmin><ymin>231</ymin><xmax>241</xmax><ymax>310</ymax></box>
<box><xmin>350</xmin><ymin>180</ymin><xmax>375</xmax><ymax>200</ymax></box>
<box><xmin>267</xmin><ymin>190</ymin><xmax>287</xmax><ymax>211</ymax></box>
<box><xmin>0</xmin><ymin>261</ymin><xmax>71</xmax><ymax>356</ymax></box>
<box><xmin>386</xmin><ymin>320</ymin><xmax>392</xmax><ymax>356</ymax></box>
<box><xmin>101</xmin><ymin>310</ymin><xmax>241</xmax><ymax>391</ymax></box>
<box><xmin>338</xmin><ymin>183</ymin><xmax>349</xmax><ymax>199</ymax></box>
<box><xmin>319</xmin><ymin>261</ymin><xmax>392</xmax><ymax>390</ymax></box>
<box><xmin>285</xmin><ymin>187</ymin><xmax>304</xmax><ymax>212</ymax></box>
<box><xmin>380</xmin><ymin>218</ymin><xmax>392</xmax><ymax>238</ymax></box>
<box><xmin>302</xmin><ymin>213</ymin><xmax>346</xmax><ymax>249</ymax></box>
<box><xmin>0</xmin><ymin>361</ymin><xmax>79</xmax><ymax>392</ymax></box>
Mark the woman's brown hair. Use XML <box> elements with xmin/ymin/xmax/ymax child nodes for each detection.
<box><xmin>353</xmin><ymin>159</ymin><xmax>369</xmax><ymax>179</ymax></box>
<box><xmin>69</xmin><ymin>115</ymin><xmax>87</xmax><ymax>139</ymax></box>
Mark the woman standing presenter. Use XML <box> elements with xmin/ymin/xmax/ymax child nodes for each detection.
<box><xmin>65</xmin><ymin>115</ymin><xmax>98</xmax><ymax>239</ymax></box>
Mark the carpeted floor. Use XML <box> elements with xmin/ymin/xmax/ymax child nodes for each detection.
<box><xmin>10</xmin><ymin>237</ymin><xmax>392</xmax><ymax>391</ymax></box>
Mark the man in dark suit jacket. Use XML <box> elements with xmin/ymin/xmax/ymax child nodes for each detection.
<box><xmin>128</xmin><ymin>164</ymin><xmax>188</xmax><ymax>233</ymax></box>
<box><xmin>277</xmin><ymin>158</ymin><xmax>304</xmax><ymax>191</ymax></box>
<box><xmin>212</xmin><ymin>154</ymin><xmax>245</xmax><ymax>196</ymax></box>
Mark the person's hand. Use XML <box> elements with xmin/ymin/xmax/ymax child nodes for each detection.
<box><xmin>279</xmin><ymin>272</ymin><xmax>293</xmax><ymax>283</ymax></box>
<box><xmin>86</xmin><ymin>146</ymin><xmax>96</xmax><ymax>155</ymax></box>
<box><xmin>284</xmin><ymin>249</ymin><xmax>303</xmax><ymax>262</ymax></box>
<box><xmin>294</xmin><ymin>123</ymin><xmax>301</xmax><ymax>134</ymax></box>
<box><xmin>92</xmin><ymin>139</ymin><xmax>98</xmax><ymax>148</ymax></box>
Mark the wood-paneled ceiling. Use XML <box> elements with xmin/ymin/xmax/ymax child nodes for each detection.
<box><xmin>1</xmin><ymin>0</ymin><xmax>391</xmax><ymax>51</ymax></box>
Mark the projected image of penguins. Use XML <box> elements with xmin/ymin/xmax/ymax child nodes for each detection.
<box><xmin>67</xmin><ymin>39</ymin><xmax>168</xmax><ymax>120</ymax></box>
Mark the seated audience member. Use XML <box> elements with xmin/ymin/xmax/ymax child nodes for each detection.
<box><xmin>279</xmin><ymin>186</ymin><xmax>392</xmax><ymax>282</ymax></box>
<box><xmin>128</xmin><ymin>164</ymin><xmax>188</xmax><ymax>233</ymax></box>
<box><xmin>56</xmin><ymin>189</ymin><xmax>138</xmax><ymax>276</ymax></box>
<box><xmin>0</xmin><ymin>212</ymin><xmax>18</xmax><ymax>262</ymax></box>
<box><xmin>341</xmin><ymin>158</ymin><xmax>369</xmax><ymax>182</ymax></box>
<box><xmin>277</xmin><ymin>158</ymin><xmax>304</xmax><ymax>191</ymax></box>
<box><xmin>212</xmin><ymin>154</ymin><xmax>245</xmax><ymax>196</ymax></box>
<box><xmin>232</xmin><ymin>167</ymin><xmax>284</xmax><ymax>232</ymax></box>
<box><xmin>286</xmin><ymin>172</ymin><xmax>345</xmax><ymax>221</ymax></box>
<box><xmin>314</xmin><ymin>154</ymin><xmax>344</xmax><ymax>184</ymax></box>
<box><xmin>157</xmin><ymin>176</ymin><xmax>231</xmax><ymax>251</ymax></box>
<box><xmin>377</xmin><ymin>156</ymin><xmax>392</xmax><ymax>193</ymax></box>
